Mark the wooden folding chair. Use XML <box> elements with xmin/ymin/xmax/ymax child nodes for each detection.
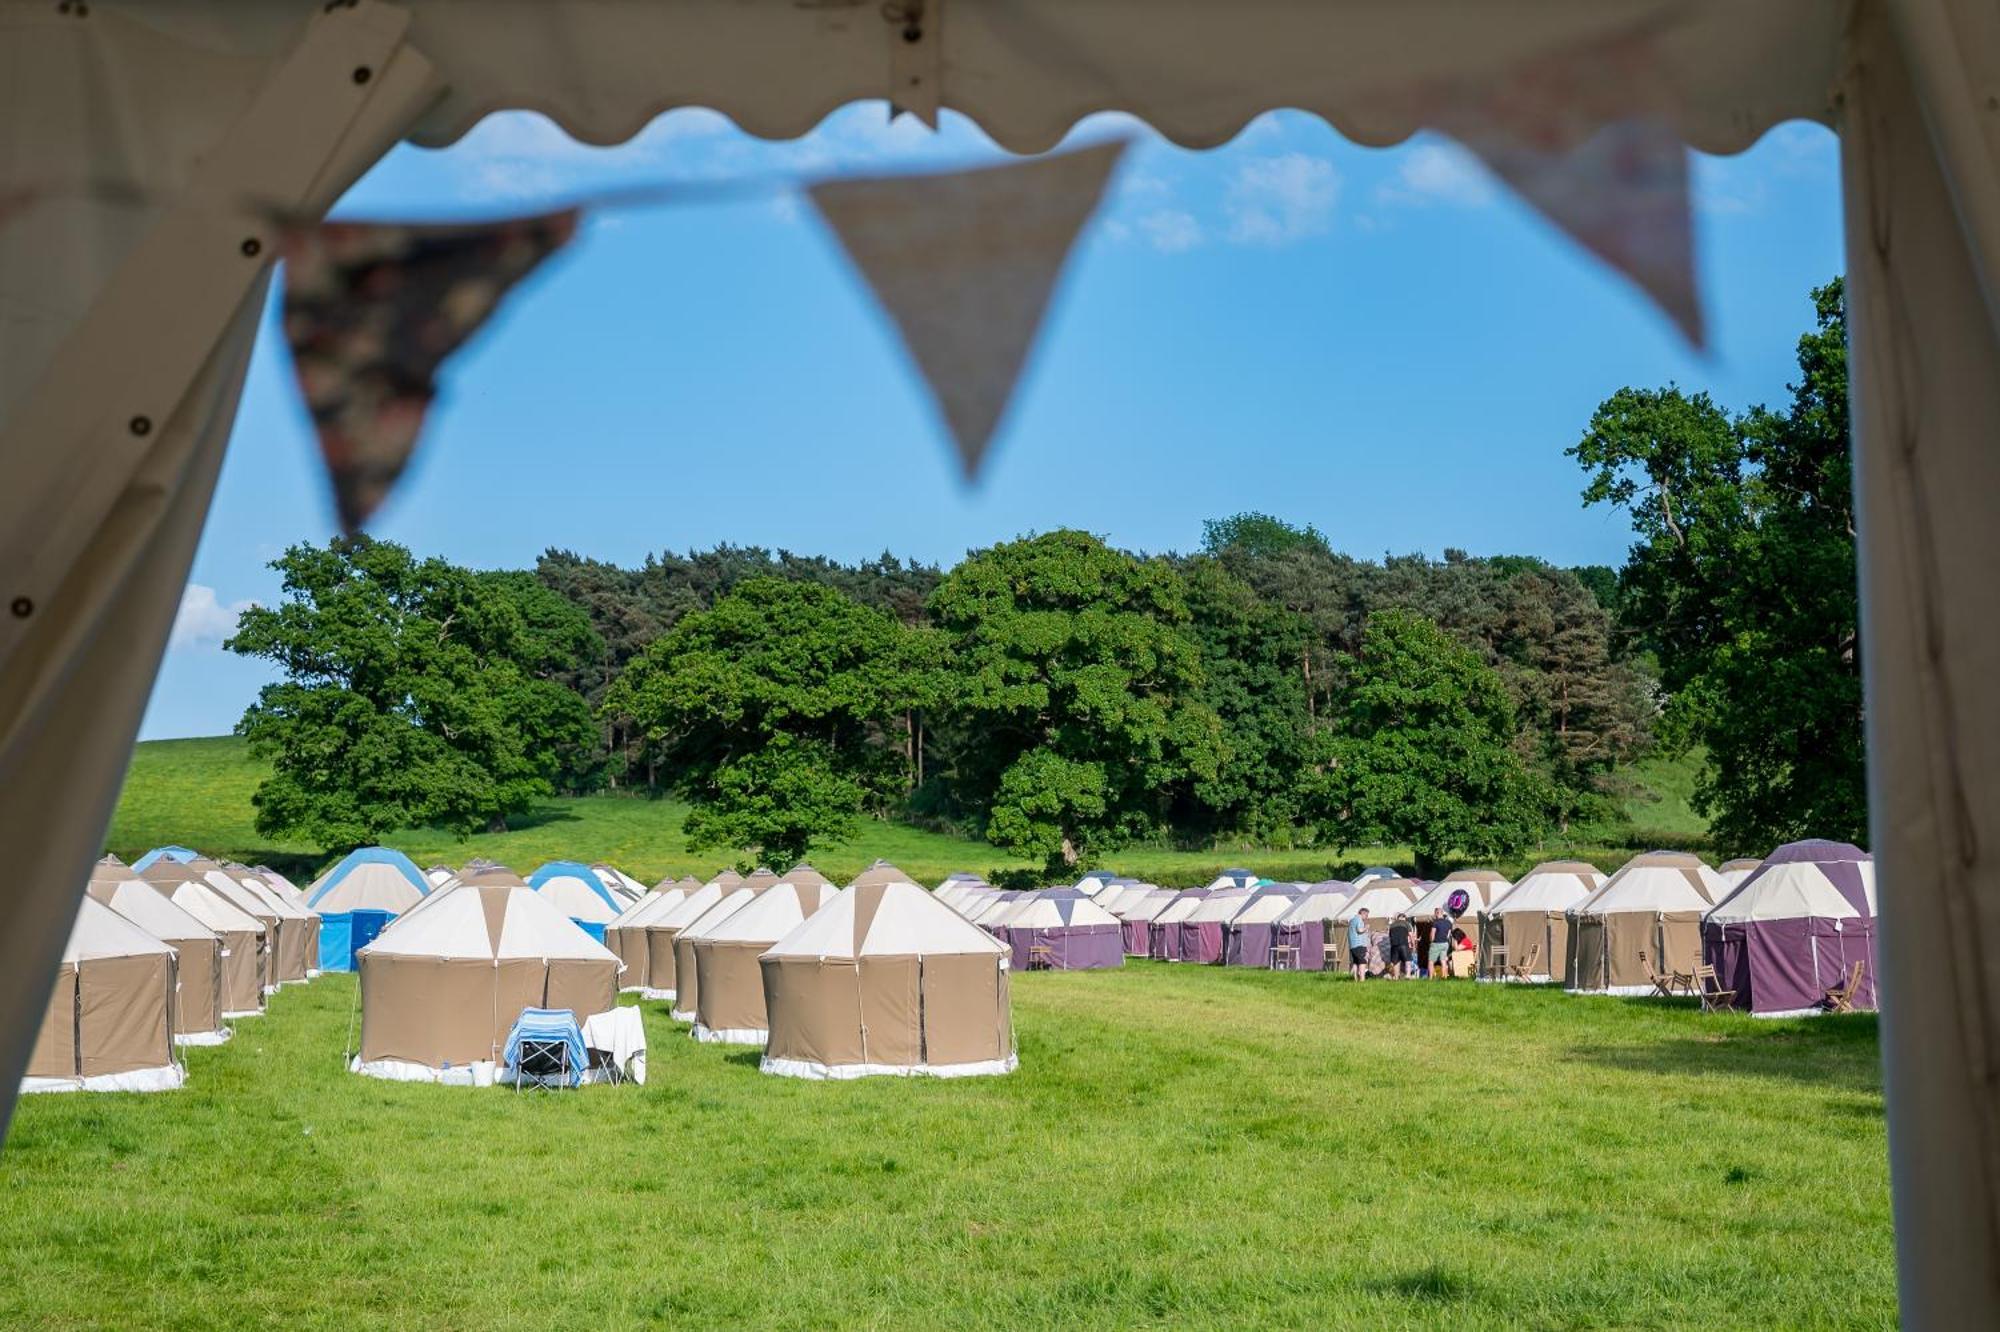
<box><xmin>1269</xmin><ymin>943</ymin><xmax>1298</xmax><ymax>972</ymax></box>
<box><xmin>1823</xmin><ymin>959</ymin><xmax>1866</xmax><ymax>1013</ymax></box>
<box><xmin>1640</xmin><ymin>951</ymin><xmax>1679</xmax><ymax>998</ymax></box>
<box><xmin>1505</xmin><ymin>942</ymin><xmax>1540</xmax><ymax>982</ymax></box>
<box><xmin>1027</xmin><ymin>942</ymin><xmax>1056</xmax><ymax>972</ymax></box>
<box><xmin>1694</xmin><ymin>964</ymin><xmax>1736</xmax><ymax>1013</ymax></box>
<box><xmin>1483</xmin><ymin>942</ymin><xmax>1508</xmax><ymax>980</ymax></box>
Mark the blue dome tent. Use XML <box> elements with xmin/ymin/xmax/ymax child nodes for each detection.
<box><xmin>130</xmin><ymin>845</ymin><xmax>202</xmax><ymax>873</ymax></box>
<box><xmin>526</xmin><ymin>861</ymin><xmax>623</xmax><ymax>942</ymax></box>
<box><xmin>306</xmin><ymin>847</ymin><xmax>431</xmax><ymax>971</ymax></box>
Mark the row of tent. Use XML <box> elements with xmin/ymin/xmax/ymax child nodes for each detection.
<box><xmin>353</xmin><ymin>857</ymin><xmax>1017</xmax><ymax>1083</ymax></box>
<box><xmin>992</xmin><ymin>843</ymin><xmax>1876</xmax><ymax>1018</ymax></box>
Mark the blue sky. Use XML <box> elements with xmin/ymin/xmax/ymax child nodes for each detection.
<box><xmin>144</xmin><ymin>105</ymin><xmax>1844</xmax><ymax>740</ymax></box>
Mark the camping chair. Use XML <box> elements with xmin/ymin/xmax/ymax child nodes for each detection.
<box><xmin>1027</xmin><ymin>942</ymin><xmax>1056</xmax><ymax>971</ymax></box>
<box><xmin>1823</xmin><ymin>960</ymin><xmax>1867</xmax><ymax>1014</ymax></box>
<box><xmin>1694</xmin><ymin>965</ymin><xmax>1737</xmax><ymax>1013</ymax></box>
<box><xmin>1640</xmin><ymin>951</ymin><xmax>1680</xmax><ymax>998</ymax></box>
<box><xmin>502</xmin><ymin>1007</ymin><xmax>586</xmax><ymax>1091</ymax></box>
<box><xmin>1483</xmin><ymin>943</ymin><xmax>1508</xmax><ymax>980</ymax></box>
<box><xmin>1269</xmin><ymin>942</ymin><xmax>1298</xmax><ymax>972</ymax></box>
<box><xmin>1504</xmin><ymin>943</ymin><xmax>1540</xmax><ymax>983</ymax></box>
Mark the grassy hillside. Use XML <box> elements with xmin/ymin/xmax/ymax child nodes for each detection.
<box><xmin>109</xmin><ymin>735</ymin><xmax>1711</xmax><ymax>885</ymax></box>
<box><xmin>0</xmin><ymin>968</ymin><xmax>1890</xmax><ymax>1329</ymax></box>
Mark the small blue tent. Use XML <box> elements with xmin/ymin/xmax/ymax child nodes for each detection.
<box><xmin>131</xmin><ymin>845</ymin><xmax>202</xmax><ymax>872</ymax></box>
<box><xmin>526</xmin><ymin>861</ymin><xmax>623</xmax><ymax>941</ymax></box>
<box><xmin>307</xmin><ymin>847</ymin><xmax>431</xmax><ymax>970</ymax></box>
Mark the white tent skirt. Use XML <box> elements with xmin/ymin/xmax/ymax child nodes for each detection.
<box><xmin>760</xmin><ymin>1054</ymin><xmax>1018</xmax><ymax>1081</ymax></box>
<box><xmin>21</xmin><ymin>1064</ymin><xmax>185</xmax><ymax>1094</ymax></box>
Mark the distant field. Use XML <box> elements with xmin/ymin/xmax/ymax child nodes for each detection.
<box><xmin>0</xmin><ymin>965</ymin><xmax>1889</xmax><ymax>1329</ymax></box>
<box><xmin>108</xmin><ymin>735</ymin><xmax>1712</xmax><ymax>886</ymax></box>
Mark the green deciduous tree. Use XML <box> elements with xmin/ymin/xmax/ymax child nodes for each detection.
<box><xmin>927</xmin><ymin>531</ymin><xmax>1224</xmax><ymax>873</ymax></box>
<box><xmin>600</xmin><ymin>577</ymin><xmax>945</xmax><ymax>867</ymax></box>
<box><xmin>227</xmin><ymin>538</ymin><xmax>603</xmax><ymax>851</ymax></box>
<box><xmin>1573</xmin><ymin>278</ymin><xmax>1862</xmax><ymax>849</ymax></box>
<box><xmin>1301</xmin><ymin>609</ymin><xmax>1553</xmax><ymax>875</ymax></box>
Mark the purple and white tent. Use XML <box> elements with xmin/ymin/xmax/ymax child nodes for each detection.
<box><xmin>1703</xmin><ymin>840</ymin><xmax>1877</xmax><ymax>1017</ymax></box>
<box><xmin>1176</xmin><ymin>882</ymin><xmax>1260</xmax><ymax>963</ymax></box>
<box><xmin>1117</xmin><ymin>888</ymin><xmax>1176</xmax><ymax>955</ymax></box>
<box><xmin>1003</xmin><ymin>892</ymin><xmax>1124</xmax><ymax>970</ymax></box>
<box><xmin>1221</xmin><ymin>882</ymin><xmax>1306</xmax><ymax>967</ymax></box>
<box><xmin>1271</xmin><ymin>882</ymin><xmax>1354</xmax><ymax>971</ymax></box>
<box><xmin>1148</xmin><ymin>888</ymin><xmax>1214</xmax><ymax>960</ymax></box>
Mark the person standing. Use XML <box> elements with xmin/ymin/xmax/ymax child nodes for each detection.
<box><xmin>1387</xmin><ymin>913</ymin><xmax>1414</xmax><ymax>979</ymax></box>
<box><xmin>1346</xmin><ymin>908</ymin><xmax>1371</xmax><ymax>980</ymax></box>
<box><xmin>1429</xmin><ymin>907</ymin><xmax>1454</xmax><ymax>981</ymax></box>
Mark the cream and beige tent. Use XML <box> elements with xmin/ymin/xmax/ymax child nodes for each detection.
<box><xmin>637</xmin><ymin>879</ymin><xmax>728</xmax><ymax>1003</ymax></box>
<box><xmin>139</xmin><ymin>859</ymin><xmax>268</xmax><ymax>1017</ymax></box>
<box><xmin>1566</xmin><ymin>851</ymin><xmax>1727</xmax><ymax>995</ymax></box>
<box><xmin>1409</xmin><ymin>869</ymin><xmax>1512</xmax><ymax>924</ymax></box>
<box><xmin>847</xmin><ymin>860</ymin><xmax>912</xmax><ymax>889</ymax></box>
<box><xmin>352</xmin><ymin>878</ymin><xmax>620</xmax><ymax>1082</ymax></box>
<box><xmin>87</xmin><ymin>856</ymin><xmax>229</xmax><ymax>1044</ymax></box>
<box><xmin>25</xmin><ymin>895</ymin><xmax>182</xmax><ymax>1094</ymax></box>
<box><xmin>670</xmin><ymin>882</ymin><xmax>772</xmax><ymax>1022</ymax></box>
<box><xmin>604</xmin><ymin>877</ymin><xmax>699</xmax><ymax>993</ymax></box>
<box><xmin>1476</xmin><ymin>860</ymin><xmax>1605</xmax><ymax>983</ymax></box>
<box><xmin>6</xmin><ymin>4</ymin><xmax>2000</xmax><ymax>1312</ymax></box>
<box><xmin>761</xmin><ymin>878</ymin><xmax>1014</xmax><ymax>1080</ymax></box>
<box><xmin>691</xmin><ymin>873</ymin><xmax>840</xmax><ymax>1044</ymax></box>
<box><xmin>214</xmin><ymin>862</ymin><xmax>321</xmax><ymax>984</ymax></box>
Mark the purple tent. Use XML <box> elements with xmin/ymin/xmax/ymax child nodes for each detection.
<box><xmin>1222</xmin><ymin>883</ymin><xmax>1306</xmax><ymax>966</ymax></box>
<box><xmin>1176</xmin><ymin>884</ymin><xmax>1257</xmax><ymax>963</ymax></box>
<box><xmin>1003</xmin><ymin>894</ymin><xmax>1125</xmax><ymax>971</ymax></box>
<box><xmin>1703</xmin><ymin>840</ymin><xmax>1878</xmax><ymax>1016</ymax></box>
<box><xmin>1148</xmin><ymin>888</ymin><xmax>1213</xmax><ymax>960</ymax></box>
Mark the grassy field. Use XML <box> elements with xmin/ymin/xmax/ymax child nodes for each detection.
<box><xmin>0</xmin><ymin>966</ymin><xmax>1891</xmax><ymax>1329</ymax></box>
<box><xmin>108</xmin><ymin>736</ymin><xmax>1713</xmax><ymax>887</ymax></box>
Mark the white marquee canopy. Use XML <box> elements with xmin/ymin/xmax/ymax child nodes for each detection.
<box><xmin>4</xmin><ymin>1</ymin><xmax>1999</xmax><ymax>1319</ymax></box>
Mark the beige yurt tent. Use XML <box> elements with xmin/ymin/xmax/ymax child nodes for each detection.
<box><xmin>25</xmin><ymin>896</ymin><xmax>182</xmax><ymax>1094</ymax></box>
<box><xmin>604</xmin><ymin>877</ymin><xmax>699</xmax><ymax>993</ymax></box>
<box><xmin>1718</xmin><ymin>858</ymin><xmax>1763</xmax><ymax>893</ymax></box>
<box><xmin>691</xmin><ymin>871</ymin><xmax>839</xmax><ymax>1044</ymax></box>
<box><xmin>669</xmin><ymin>880</ymin><xmax>776</xmax><ymax>1022</ymax></box>
<box><xmin>1333</xmin><ymin>880</ymin><xmax>1424</xmax><ymax>929</ymax></box>
<box><xmin>638</xmin><ymin>879</ymin><xmax>730</xmax><ymax>1002</ymax></box>
<box><xmin>243</xmin><ymin>864</ymin><xmax>311</xmax><ymax>911</ymax></box>
<box><xmin>1476</xmin><ymin>861</ymin><xmax>1605</xmax><ymax>983</ymax></box>
<box><xmin>1409</xmin><ymin>869</ymin><xmax>1513</xmax><ymax>924</ymax></box>
<box><xmin>761</xmin><ymin>878</ymin><xmax>1015</xmax><ymax>1080</ymax></box>
<box><xmin>221</xmin><ymin>864</ymin><xmax>321</xmax><ymax>983</ymax></box>
<box><xmin>140</xmin><ymin>859</ymin><xmax>268</xmax><ymax>1017</ymax></box>
<box><xmin>87</xmin><ymin>857</ymin><xmax>229</xmax><ymax>1044</ymax></box>
<box><xmin>353</xmin><ymin>879</ymin><xmax>620</xmax><ymax>1081</ymax></box>
<box><xmin>1566</xmin><ymin>852</ymin><xmax>1728</xmax><ymax>995</ymax></box>
<box><xmin>848</xmin><ymin>860</ymin><xmax>911</xmax><ymax>889</ymax></box>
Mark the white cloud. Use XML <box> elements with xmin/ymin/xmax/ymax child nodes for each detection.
<box><xmin>1138</xmin><ymin>209</ymin><xmax>1203</xmax><ymax>253</ymax></box>
<box><xmin>1376</xmin><ymin>142</ymin><xmax>1495</xmax><ymax>209</ymax></box>
<box><xmin>170</xmin><ymin>584</ymin><xmax>255</xmax><ymax>651</ymax></box>
<box><xmin>1226</xmin><ymin>153</ymin><xmax>1339</xmax><ymax>245</ymax></box>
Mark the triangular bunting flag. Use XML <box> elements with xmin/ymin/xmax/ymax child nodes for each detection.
<box><xmin>1402</xmin><ymin>30</ymin><xmax>1703</xmax><ymax>349</ymax></box>
<box><xmin>281</xmin><ymin>211</ymin><xmax>579</xmax><ymax>532</ymax></box>
<box><xmin>810</xmin><ymin>141</ymin><xmax>1127</xmax><ymax>479</ymax></box>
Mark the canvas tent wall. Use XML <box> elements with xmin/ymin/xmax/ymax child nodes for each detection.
<box><xmin>139</xmin><ymin>859</ymin><xmax>268</xmax><ymax>1017</ymax></box>
<box><xmin>1147</xmin><ymin>889</ymin><xmax>1215</xmax><ymax>961</ymax></box>
<box><xmin>212</xmin><ymin>862</ymin><xmax>321</xmax><ymax>984</ymax></box>
<box><xmin>638</xmin><ymin>881</ymin><xmax>727</xmax><ymax>1003</ymax></box>
<box><xmin>670</xmin><ymin>885</ymin><xmax>769</xmax><ymax>1022</ymax></box>
<box><xmin>605</xmin><ymin>879</ymin><xmax>698</xmax><ymax>993</ymax></box>
<box><xmin>525</xmin><ymin>861</ymin><xmax>624</xmax><ymax>941</ymax></box>
<box><xmin>25</xmin><ymin>895</ymin><xmax>182</xmax><ymax>1094</ymax></box>
<box><xmin>87</xmin><ymin>857</ymin><xmax>229</xmax><ymax>1045</ymax></box>
<box><xmin>1272</xmin><ymin>883</ymin><xmax>1356</xmax><ymax>972</ymax></box>
<box><xmin>761</xmin><ymin>879</ymin><xmax>1014</xmax><ymax>1080</ymax></box>
<box><xmin>1704</xmin><ymin>840</ymin><xmax>1879</xmax><ymax>1017</ymax></box>
<box><xmin>307</xmin><ymin>846</ymin><xmax>430</xmax><ymax>970</ymax></box>
<box><xmin>1476</xmin><ymin>861</ymin><xmax>1604</xmax><ymax>983</ymax></box>
<box><xmin>691</xmin><ymin>877</ymin><xmax>841</xmax><ymax>1043</ymax></box>
<box><xmin>1175</xmin><ymin>884</ymin><xmax>1259</xmax><ymax>964</ymax></box>
<box><xmin>1566</xmin><ymin>852</ymin><xmax>1727</xmax><ymax>995</ymax></box>
<box><xmin>353</xmin><ymin>879</ymin><xmax>620</xmax><ymax>1081</ymax></box>
<box><xmin>1117</xmin><ymin>889</ymin><xmax>1176</xmax><ymax>956</ymax></box>
<box><xmin>1002</xmin><ymin>893</ymin><xmax>1124</xmax><ymax>971</ymax></box>
<box><xmin>3</xmin><ymin>5</ymin><xmax>1999</xmax><ymax>1320</ymax></box>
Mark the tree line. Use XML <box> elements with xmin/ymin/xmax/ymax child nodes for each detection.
<box><xmin>228</xmin><ymin>278</ymin><xmax>1862</xmax><ymax>873</ymax></box>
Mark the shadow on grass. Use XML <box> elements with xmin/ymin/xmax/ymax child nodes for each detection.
<box><xmin>1566</xmin><ymin>1012</ymin><xmax>1882</xmax><ymax>1092</ymax></box>
<box><xmin>1368</xmin><ymin>1265</ymin><xmax>1474</xmax><ymax>1305</ymax></box>
<box><xmin>722</xmin><ymin>1050</ymin><xmax>762</xmax><ymax>1070</ymax></box>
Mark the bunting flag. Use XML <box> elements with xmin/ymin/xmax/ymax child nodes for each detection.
<box><xmin>1402</xmin><ymin>29</ymin><xmax>1703</xmax><ymax>349</ymax></box>
<box><xmin>281</xmin><ymin>211</ymin><xmax>579</xmax><ymax>532</ymax></box>
<box><xmin>810</xmin><ymin>140</ymin><xmax>1127</xmax><ymax>479</ymax></box>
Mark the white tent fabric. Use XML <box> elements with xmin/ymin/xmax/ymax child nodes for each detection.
<box><xmin>1275</xmin><ymin>885</ymin><xmax>1356</xmax><ymax>927</ymax></box>
<box><xmin>2</xmin><ymin>1</ymin><xmax>1997</xmax><ymax>1316</ymax></box>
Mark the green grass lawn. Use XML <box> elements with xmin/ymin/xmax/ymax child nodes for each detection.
<box><xmin>0</xmin><ymin>966</ymin><xmax>1891</xmax><ymax>1329</ymax></box>
<box><xmin>108</xmin><ymin>736</ymin><xmax>1710</xmax><ymax>887</ymax></box>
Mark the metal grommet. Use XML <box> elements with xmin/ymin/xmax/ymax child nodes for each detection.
<box><xmin>9</xmin><ymin>597</ymin><xmax>32</xmax><ymax>619</ymax></box>
<box><xmin>129</xmin><ymin>415</ymin><xmax>152</xmax><ymax>437</ymax></box>
<box><xmin>902</xmin><ymin>23</ymin><xmax>922</xmax><ymax>42</ymax></box>
<box><xmin>352</xmin><ymin>65</ymin><xmax>372</xmax><ymax>85</ymax></box>
<box><xmin>241</xmin><ymin>237</ymin><xmax>263</xmax><ymax>257</ymax></box>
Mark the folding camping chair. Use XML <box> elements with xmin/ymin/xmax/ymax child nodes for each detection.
<box><xmin>1640</xmin><ymin>951</ymin><xmax>1681</xmax><ymax>998</ymax></box>
<box><xmin>502</xmin><ymin>1007</ymin><xmax>586</xmax><ymax>1091</ymax></box>
<box><xmin>1483</xmin><ymin>943</ymin><xmax>1508</xmax><ymax>980</ymax></box>
<box><xmin>1269</xmin><ymin>942</ymin><xmax>1298</xmax><ymax>972</ymax></box>
<box><xmin>1504</xmin><ymin>943</ymin><xmax>1540</xmax><ymax>983</ymax></box>
<box><xmin>1027</xmin><ymin>942</ymin><xmax>1056</xmax><ymax>971</ymax></box>
<box><xmin>1694</xmin><ymin>965</ymin><xmax>1737</xmax><ymax>1013</ymax></box>
<box><xmin>1823</xmin><ymin>960</ymin><xmax>1867</xmax><ymax>1014</ymax></box>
